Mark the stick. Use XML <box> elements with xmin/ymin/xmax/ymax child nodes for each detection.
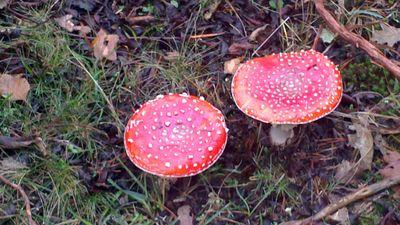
<box><xmin>314</xmin><ymin>0</ymin><xmax>400</xmax><ymax>80</ymax></box>
<box><xmin>0</xmin><ymin>174</ymin><xmax>37</xmax><ymax>225</ymax></box>
<box><xmin>280</xmin><ymin>175</ymin><xmax>400</xmax><ymax>225</ymax></box>
<box><xmin>189</xmin><ymin>32</ymin><xmax>225</xmax><ymax>39</ymax></box>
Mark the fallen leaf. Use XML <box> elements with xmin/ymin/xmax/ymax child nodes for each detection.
<box><xmin>348</xmin><ymin>115</ymin><xmax>374</xmax><ymax>171</ymax></box>
<box><xmin>127</xmin><ymin>15</ymin><xmax>155</xmax><ymax>25</ymax></box>
<box><xmin>328</xmin><ymin>194</ymin><xmax>351</xmax><ymax>225</ymax></box>
<box><xmin>335</xmin><ymin>160</ymin><xmax>359</xmax><ymax>183</ymax></box>
<box><xmin>249</xmin><ymin>24</ymin><xmax>268</xmax><ymax>42</ymax></box>
<box><xmin>204</xmin><ymin>0</ymin><xmax>221</xmax><ymax>20</ymax></box>
<box><xmin>228</xmin><ymin>42</ymin><xmax>254</xmax><ymax>55</ymax></box>
<box><xmin>0</xmin><ymin>74</ymin><xmax>30</xmax><ymax>101</ymax></box>
<box><xmin>0</xmin><ymin>135</ymin><xmax>47</xmax><ymax>155</ymax></box>
<box><xmin>379</xmin><ymin>151</ymin><xmax>400</xmax><ymax>198</ymax></box>
<box><xmin>224</xmin><ymin>57</ymin><xmax>242</xmax><ymax>74</ymax></box>
<box><xmin>75</xmin><ymin>25</ymin><xmax>91</xmax><ymax>35</ymax></box>
<box><xmin>177</xmin><ymin>205</ymin><xmax>193</xmax><ymax>225</ymax></box>
<box><xmin>92</xmin><ymin>29</ymin><xmax>119</xmax><ymax>61</ymax></box>
<box><xmin>0</xmin><ymin>157</ymin><xmax>27</xmax><ymax>172</ymax></box>
<box><xmin>335</xmin><ymin>115</ymin><xmax>374</xmax><ymax>183</ymax></box>
<box><xmin>55</xmin><ymin>15</ymin><xmax>75</xmax><ymax>32</ymax></box>
<box><xmin>329</xmin><ymin>208</ymin><xmax>350</xmax><ymax>225</ymax></box>
<box><xmin>320</xmin><ymin>28</ymin><xmax>335</xmax><ymax>44</ymax></box>
<box><xmin>383</xmin><ymin>150</ymin><xmax>400</xmax><ymax>163</ymax></box>
<box><xmin>371</xmin><ymin>24</ymin><xmax>400</xmax><ymax>47</ymax></box>
<box><xmin>70</xmin><ymin>0</ymin><xmax>96</xmax><ymax>12</ymax></box>
<box><xmin>0</xmin><ymin>0</ymin><xmax>10</xmax><ymax>9</ymax></box>
<box><xmin>164</xmin><ymin>51</ymin><xmax>180</xmax><ymax>61</ymax></box>
<box><xmin>55</xmin><ymin>15</ymin><xmax>91</xmax><ymax>34</ymax></box>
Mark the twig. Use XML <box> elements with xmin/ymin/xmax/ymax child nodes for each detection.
<box><xmin>280</xmin><ymin>175</ymin><xmax>400</xmax><ymax>225</ymax></box>
<box><xmin>0</xmin><ymin>175</ymin><xmax>37</xmax><ymax>225</ymax></box>
<box><xmin>314</xmin><ymin>0</ymin><xmax>400</xmax><ymax>80</ymax></box>
<box><xmin>189</xmin><ymin>32</ymin><xmax>225</xmax><ymax>39</ymax></box>
<box><xmin>311</xmin><ymin>24</ymin><xmax>323</xmax><ymax>50</ymax></box>
<box><xmin>0</xmin><ymin>135</ymin><xmax>47</xmax><ymax>156</ymax></box>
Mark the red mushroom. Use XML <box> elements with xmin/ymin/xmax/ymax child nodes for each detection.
<box><xmin>124</xmin><ymin>93</ymin><xmax>228</xmax><ymax>177</ymax></box>
<box><xmin>231</xmin><ymin>50</ymin><xmax>342</xmax><ymax>145</ymax></box>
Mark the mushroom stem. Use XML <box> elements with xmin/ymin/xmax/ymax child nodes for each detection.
<box><xmin>269</xmin><ymin>124</ymin><xmax>297</xmax><ymax>146</ymax></box>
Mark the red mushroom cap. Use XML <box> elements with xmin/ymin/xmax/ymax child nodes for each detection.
<box><xmin>231</xmin><ymin>50</ymin><xmax>342</xmax><ymax>124</ymax></box>
<box><xmin>124</xmin><ymin>93</ymin><xmax>228</xmax><ymax>178</ymax></box>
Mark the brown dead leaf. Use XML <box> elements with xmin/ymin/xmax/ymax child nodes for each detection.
<box><xmin>328</xmin><ymin>194</ymin><xmax>351</xmax><ymax>225</ymax></box>
<box><xmin>92</xmin><ymin>29</ymin><xmax>119</xmax><ymax>61</ymax></box>
<box><xmin>55</xmin><ymin>14</ymin><xmax>91</xmax><ymax>34</ymax></box>
<box><xmin>0</xmin><ymin>0</ymin><xmax>10</xmax><ymax>9</ymax></box>
<box><xmin>335</xmin><ymin>115</ymin><xmax>373</xmax><ymax>183</ymax></box>
<box><xmin>224</xmin><ymin>57</ymin><xmax>242</xmax><ymax>74</ymax></box>
<box><xmin>371</xmin><ymin>24</ymin><xmax>400</xmax><ymax>47</ymax></box>
<box><xmin>0</xmin><ymin>135</ymin><xmax>47</xmax><ymax>156</ymax></box>
<box><xmin>164</xmin><ymin>51</ymin><xmax>180</xmax><ymax>61</ymax></box>
<box><xmin>380</xmin><ymin>150</ymin><xmax>400</xmax><ymax>198</ymax></box>
<box><xmin>55</xmin><ymin>15</ymin><xmax>75</xmax><ymax>32</ymax></box>
<box><xmin>335</xmin><ymin>160</ymin><xmax>359</xmax><ymax>183</ymax></box>
<box><xmin>249</xmin><ymin>24</ymin><xmax>268</xmax><ymax>42</ymax></box>
<box><xmin>127</xmin><ymin>15</ymin><xmax>155</xmax><ymax>25</ymax></box>
<box><xmin>0</xmin><ymin>74</ymin><xmax>30</xmax><ymax>101</ymax></box>
<box><xmin>204</xmin><ymin>0</ymin><xmax>221</xmax><ymax>20</ymax></box>
<box><xmin>177</xmin><ymin>205</ymin><xmax>193</xmax><ymax>225</ymax></box>
<box><xmin>383</xmin><ymin>150</ymin><xmax>400</xmax><ymax>163</ymax></box>
<box><xmin>228</xmin><ymin>42</ymin><xmax>254</xmax><ymax>55</ymax></box>
<box><xmin>348</xmin><ymin>115</ymin><xmax>374</xmax><ymax>171</ymax></box>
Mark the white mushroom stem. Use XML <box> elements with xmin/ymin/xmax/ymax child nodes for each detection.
<box><xmin>269</xmin><ymin>124</ymin><xmax>297</xmax><ymax>146</ymax></box>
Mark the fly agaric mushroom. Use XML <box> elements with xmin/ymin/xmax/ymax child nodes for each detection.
<box><xmin>124</xmin><ymin>93</ymin><xmax>228</xmax><ymax>177</ymax></box>
<box><xmin>231</xmin><ymin>49</ymin><xmax>342</xmax><ymax>145</ymax></box>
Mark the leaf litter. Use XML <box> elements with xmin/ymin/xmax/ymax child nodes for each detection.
<box><xmin>92</xmin><ymin>29</ymin><xmax>119</xmax><ymax>61</ymax></box>
<box><xmin>335</xmin><ymin>115</ymin><xmax>374</xmax><ymax>183</ymax></box>
<box><xmin>0</xmin><ymin>74</ymin><xmax>30</xmax><ymax>101</ymax></box>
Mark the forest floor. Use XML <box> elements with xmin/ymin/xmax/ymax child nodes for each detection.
<box><xmin>0</xmin><ymin>0</ymin><xmax>400</xmax><ymax>224</ymax></box>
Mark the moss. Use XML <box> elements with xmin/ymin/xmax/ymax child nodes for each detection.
<box><xmin>343</xmin><ymin>59</ymin><xmax>400</xmax><ymax>96</ymax></box>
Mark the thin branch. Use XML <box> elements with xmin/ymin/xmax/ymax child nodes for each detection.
<box><xmin>280</xmin><ymin>176</ymin><xmax>400</xmax><ymax>225</ymax></box>
<box><xmin>0</xmin><ymin>175</ymin><xmax>37</xmax><ymax>225</ymax></box>
<box><xmin>314</xmin><ymin>0</ymin><xmax>400</xmax><ymax>80</ymax></box>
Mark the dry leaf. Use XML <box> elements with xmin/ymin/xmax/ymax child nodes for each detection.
<box><xmin>329</xmin><ymin>208</ymin><xmax>350</xmax><ymax>225</ymax></box>
<box><xmin>249</xmin><ymin>24</ymin><xmax>268</xmax><ymax>42</ymax></box>
<box><xmin>0</xmin><ymin>74</ymin><xmax>30</xmax><ymax>101</ymax></box>
<box><xmin>383</xmin><ymin>150</ymin><xmax>400</xmax><ymax>163</ymax></box>
<box><xmin>55</xmin><ymin>14</ymin><xmax>91</xmax><ymax>34</ymax></box>
<box><xmin>204</xmin><ymin>0</ymin><xmax>221</xmax><ymax>20</ymax></box>
<box><xmin>55</xmin><ymin>15</ymin><xmax>75</xmax><ymax>32</ymax></box>
<box><xmin>335</xmin><ymin>160</ymin><xmax>359</xmax><ymax>183</ymax></box>
<box><xmin>371</xmin><ymin>24</ymin><xmax>400</xmax><ymax>47</ymax></box>
<box><xmin>0</xmin><ymin>157</ymin><xmax>27</xmax><ymax>172</ymax></box>
<box><xmin>348</xmin><ymin>115</ymin><xmax>374</xmax><ymax>171</ymax></box>
<box><xmin>0</xmin><ymin>0</ymin><xmax>10</xmax><ymax>9</ymax></box>
<box><xmin>127</xmin><ymin>15</ymin><xmax>155</xmax><ymax>25</ymax></box>
<box><xmin>380</xmin><ymin>150</ymin><xmax>400</xmax><ymax>198</ymax></box>
<box><xmin>92</xmin><ymin>29</ymin><xmax>119</xmax><ymax>61</ymax></box>
<box><xmin>224</xmin><ymin>57</ymin><xmax>242</xmax><ymax>74</ymax></box>
<box><xmin>335</xmin><ymin>116</ymin><xmax>373</xmax><ymax>183</ymax></box>
<box><xmin>164</xmin><ymin>51</ymin><xmax>180</xmax><ymax>61</ymax></box>
<box><xmin>228</xmin><ymin>42</ymin><xmax>254</xmax><ymax>55</ymax></box>
<box><xmin>177</xmin><ymin>205</ymin><xmax>193</xmax><ymax>225</ymax></box>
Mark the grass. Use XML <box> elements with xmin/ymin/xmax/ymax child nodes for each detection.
<box><xmin>1</xmin><ymin>0</ymin><xmax>400</xmax><ymax>224</ymax></box>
